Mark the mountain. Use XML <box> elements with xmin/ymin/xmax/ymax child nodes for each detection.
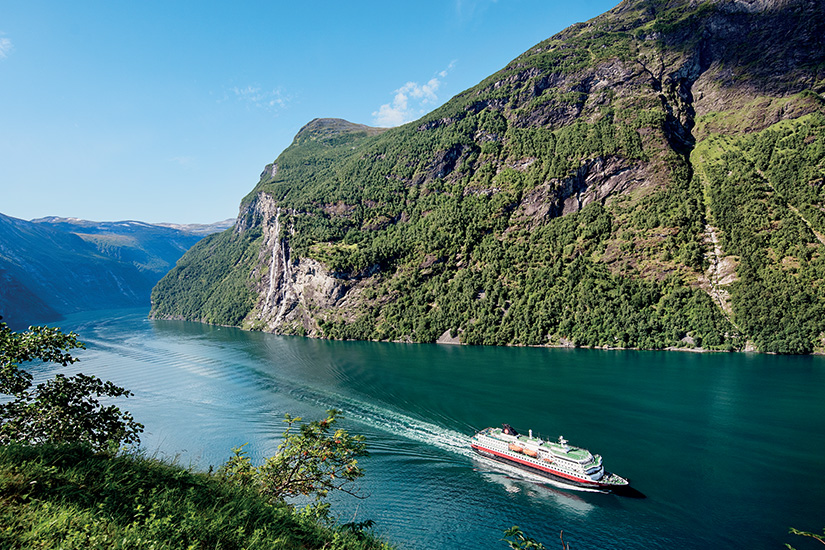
<box><xmin>0</xmin><ymin>214</ymin><xmax>232</xmax><ymax>329</ymax></box>
<box><xmin>30</xmin><ymin>217</ymin><xmax>235</xmax><ymax>272</ymax></box>
<box><xmin>153</xmin><ymin>220</ymin><xmax>237</xmax><ymax>236</ymax></box>
<box><xmin>151</xmin><ymin>0</ymin><xmax>825</xmax><ymax>354</ymax></box>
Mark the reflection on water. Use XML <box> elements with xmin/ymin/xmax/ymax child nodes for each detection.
<box><xmin>471</xmin><ymin>455</ymin><xmax>604</xmax><ymax>495</ymax></box>
<box><xmin>41</xmin><ymin>308</ymin><xmax>825</xmax><ymax>550</ymax></box>
<box><xmin>475</xmin><ymin>469</ymin><xmax>597</xmax><ymax>516</ymax></box>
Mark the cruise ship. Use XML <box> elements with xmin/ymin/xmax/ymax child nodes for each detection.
<box><xmin>471</xmin><ymin>424</ymin><xmax>629</xmax><ymax>491</ymax></box>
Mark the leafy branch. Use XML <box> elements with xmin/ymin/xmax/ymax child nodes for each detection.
<box><xmin>0</xmin><ymin>319</ymin><xmax>143</xmax><ymax>451</ymax></box>
<box><xmin>220</xmin><ymin>409</ymin><xmax>369</xmax><ymax>503</ymax></box>
<box><xmin>503</xmin><ymin>526</ymin><xmax>572</xmax><ymax>550</ymax></box>
<box><xmin>787</xmin><ymin>526</ymin><xmax>825</xmax><ymax>549</ymax></box>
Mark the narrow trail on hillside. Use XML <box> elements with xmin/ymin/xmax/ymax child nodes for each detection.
<box><xmin>755</xmin><ymin>167</ymin><xmax>825</xmax><ymax>246</ymax></box>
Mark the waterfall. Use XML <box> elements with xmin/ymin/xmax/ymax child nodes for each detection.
<box><xmin>263</xmin><ymin>206</ymin><xmax>294</xmax><ymax>327</ymax></box>
<box><xmin>264</xmin><ymin>207</ymin><xmax>281</xmax><ymax>309</ymax></box>
<box><xmin>273</xmin><ymin>214</ymin><xmax>292</xmax><ymax>327</ymax></box>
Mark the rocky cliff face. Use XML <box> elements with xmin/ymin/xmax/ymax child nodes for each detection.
<box><xmin>234</xmin><ymin>192</ymin><xmax>379</xmax><ymax>337</ymax></box>
<box><xmin>151</xmin><ymin>0</ymin><xmax>825</xmax><ymax>353</ymax></box>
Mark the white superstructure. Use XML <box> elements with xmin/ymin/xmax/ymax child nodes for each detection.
<box><xmin>471</xmin><ymin>425</ymin><xmax>628</xmax><ymax>489</ymax></box>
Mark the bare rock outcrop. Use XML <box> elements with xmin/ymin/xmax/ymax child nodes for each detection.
<box><xmin>511</xmin><ymin>156</ymin><xmax>654</xmax><ymax>228</ymax></box>
<box><xmin>243</xmin><ymin>192</ymin><xmax>371</xmax><ymax>336</ymax></box>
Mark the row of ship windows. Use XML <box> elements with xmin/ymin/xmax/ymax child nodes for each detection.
<box><xmin>489</xmin><ymin>439</ymin><xmax>587</xmax><ymax>467</ymax></box>
<box><xmin>487</xmin><ymin>441</ymin><xmax>585</xmax><ymax>476</ymax></box>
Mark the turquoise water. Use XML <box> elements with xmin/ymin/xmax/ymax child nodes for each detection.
<box><xmin>37</xmin><ymin>309</ymin><xmax>825</xmax><ymax>549</ymax></box>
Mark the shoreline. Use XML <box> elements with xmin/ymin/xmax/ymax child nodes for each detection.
<box><xmin>149</xmin><ymin>313</ymin><xmax>825</xmax><ymax>356</ymax></box>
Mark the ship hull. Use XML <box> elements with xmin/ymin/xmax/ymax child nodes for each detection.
<box><xmin>472</xmin><ymin>444</ymin><xmax>621</xmax><ymax>491</ymax></box>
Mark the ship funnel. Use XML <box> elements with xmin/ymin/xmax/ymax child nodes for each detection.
<box><xmin>502</xmin><ymin>424</ymin><xmax>519</xmax><ymax>436</ymax></box>
<box><xmin>529</xmin><ymin>429</ymin><xmax>533</xmax><ymax>438</ymax></box>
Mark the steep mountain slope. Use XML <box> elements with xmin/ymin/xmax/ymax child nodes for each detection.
<box><xmin>151</xmin><ymin>0</ymin><xmax>825</xmax><ymax>353</ymax></box>
<box><xmin>0</xmin><ymin>214</ymin><xmax>231</xmax><ymax>329</ymax></box>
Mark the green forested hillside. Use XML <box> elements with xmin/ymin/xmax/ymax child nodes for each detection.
<box><xmin>152</xmin><ymin>0</ymin><xmax>825</xmax><ymax>353</ymax></box>
<box><xmin>697</xmin><ymin>112</ymin><xmax>825</xmax><ymax>353</ymax></box>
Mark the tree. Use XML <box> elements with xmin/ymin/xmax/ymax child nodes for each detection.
<box><xmin>221</xmin><ymin>409</ymin><xmax>368</xmax><ymax>503</ymax></box>
<box><xmin>0</xmin><ymin>319</ymin><xmax>143</xmax><ymax>451</ymax></box>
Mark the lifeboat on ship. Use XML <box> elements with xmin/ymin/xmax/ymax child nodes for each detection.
<box><xmin>470</xmin><ymin>424</ymin><xmax>633</xmax><ymax>494</ymax></box>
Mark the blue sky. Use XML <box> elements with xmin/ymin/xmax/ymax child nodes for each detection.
<box><xmin>1</xmin><ymin>0</ymin><xmax>618</xmax><ymax>224</ymax></box>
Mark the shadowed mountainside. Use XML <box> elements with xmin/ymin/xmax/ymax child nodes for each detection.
<box><xmin>0</xmin><ymin>214</ymin><xmax>232</xmax><ymax>328</ymax></box>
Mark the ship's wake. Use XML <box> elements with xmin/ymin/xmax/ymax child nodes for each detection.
<box><xmin>75</xmin><ymin>332</ymin><xmax>475</xmax><ymax>461</ymax></box>
<box><xmin>283</xmin><ymin>385</ymin><xmax>612</xmax><ymax>494</ymax></box>
<box><xmin>72</xmin><ymin>329</ymin><xmax>618</xmax><ymax>496</ymax></box>
<box><xmin>284</xmin><ymin>384</ymin><xmax>478</xmax><ymax>460</ymax></box>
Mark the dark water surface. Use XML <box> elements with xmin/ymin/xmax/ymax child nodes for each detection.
<box><xmin>39</xmin><ymin>309</ymin><xmax>825</xmax><ymax>549</ymax></box>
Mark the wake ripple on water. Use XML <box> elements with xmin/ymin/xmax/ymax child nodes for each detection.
<box><xmin>75</xmin><ymin>328</ymin><xmax>602</xmax><ymax>496</ymax></box>
<box><xmin>74</xmin><ymin>333</ymin><xmax>472</xmax><ymax>457</ymax></box>
<box><xmin>281</xmin><ymin>383</ymin><xmax>477</xmax><ymax>460</ymax></box>
<box><xmin>277</xmin><ymin>383</ymin><xmax>607</xmax><ymax>495</ymax></box>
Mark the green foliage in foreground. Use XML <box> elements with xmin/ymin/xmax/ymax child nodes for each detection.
<box><xmin>503</xmin><ymin>526</ymin><xmax>572</xmax><ymax>550</ymax></box>
<box><xmin>0</xmin><ymin>322</ymin><xmax>389</xmax><ymax>548</ymax></box>
<box><xmin>0</xmin><ymin>321</ymin><xmax>143</xmax><ymax>451</ymax></box>
<box><xmin>220</xmin><ymin>410</ymin><xmax>368</xmax><ymax>502</ymax></box>
<box><xmin>504</xmin><ymin>523</ymin><xmax>825</xmax><ymax>550</ymax></box>
<box><xmin>503</xmin><ymin>526</ymin><xmax>549</xmax><ymax>549</ymax></box>
<box><xmin>0</xmin><ymin>443</ymin><xmax>392</xmax><ymax>550</ymax></box>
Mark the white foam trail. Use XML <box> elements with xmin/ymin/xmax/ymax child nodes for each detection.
<box><xmin>292</xmin><ymin>386</ymin><xmax>476</xmax><ymax>459</ymax></box>
<box><xmin>329</xmin><ymin>391</ymin><xmax>604</xmax><ymax>494</ymax></box>
<box><xmin>73</xmin><ymin>329</ymin><xmax>605</xmax><ymax>496</ymax></box>
<box><xmin>89</xmin><ymin>336</ymin><xmax>477</xmax><ymax>461</ymax></box>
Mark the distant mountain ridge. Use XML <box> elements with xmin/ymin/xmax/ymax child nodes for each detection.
<box><xmin>33</xmin><ymin>217</ymin><xmax>235</xmax><ymax>236</ymax></box>
<box><xmin>151</xmin><ymin>0</ymin><xmax>825</xmax><ymax>353</ymax></box>
<box><xmin>153</xmin><ymin>220</ymin><xmax>236</xmax><ymax>236</ymax></box>
<box><xmin>0</xmin><ymin>214</ymin><xmax>232</xmax><ymax>329</ymax></box>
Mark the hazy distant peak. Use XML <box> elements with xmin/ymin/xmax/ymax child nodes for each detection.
<box><xmin>154</xmin><ymin>219</ymin><xmax>235</xmax><ymax>235</ymax></box>
<box><xmin>30</xmin><ymin>216</ymin><xmax>233</xmax><ymax>236</ymax></box>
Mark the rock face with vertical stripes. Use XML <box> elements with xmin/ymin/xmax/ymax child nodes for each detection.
<box><xmin>235</xmin><ymin>191</ymin><xmax>374</xmax><ymax>337</ymax></box>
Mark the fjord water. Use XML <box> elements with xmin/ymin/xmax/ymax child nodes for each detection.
<box><xmin>42</xmin><ymin>309</ymin><xmax>825</xmax><ymax>549</ymax></box>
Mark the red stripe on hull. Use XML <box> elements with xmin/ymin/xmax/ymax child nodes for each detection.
<box><xmin>472</xmin><ymin>443</ymin><xmax>601</xmax><ymax>486</ymax></box>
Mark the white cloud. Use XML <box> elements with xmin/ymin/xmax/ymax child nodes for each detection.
<box><xmin>0</xmin><ymin>35</ymin><xmax>13</xmax><ymax>59</ymax></box>
<box><xmin>372</xmin><ymin>95</ymin><xmax>409</xmax><ymax>128</ymax></box>
<box><xmin>372</xmin><ymin>64</ymin><xmax>456</xmax><ymax>128</ymax></box>
<box><xmin>232</xmin><ymin>85</ymin><xmax>289</xmax><ymax>112</ymax></box>
<box><xmin>454</xmin><ymin>0</ymin><xmax>498</xmax><ymax>21</ymax></box>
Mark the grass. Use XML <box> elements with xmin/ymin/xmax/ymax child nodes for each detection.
<box><xmin>0</xmin><ymin>443</ymin><xmax>392</xmax><ymax>550</ymax></box>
